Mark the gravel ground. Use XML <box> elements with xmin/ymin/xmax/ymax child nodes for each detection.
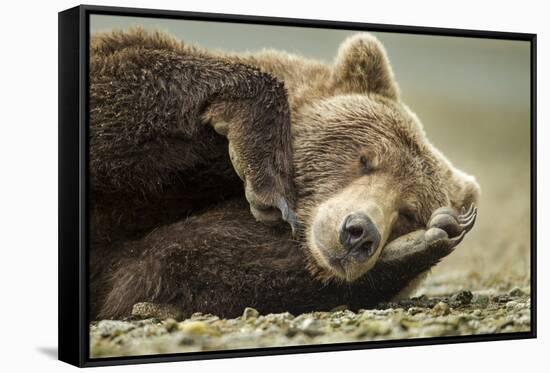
<box><xmin>90</xmin><ymin>280</ymin><xmax>531</xmax><ymax>358</ymax></box>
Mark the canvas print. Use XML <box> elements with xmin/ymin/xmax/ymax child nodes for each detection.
<box><xmin>88</xmin><ymin>15</ymin><xmax>532</xmax><ymax>358</ymax></box>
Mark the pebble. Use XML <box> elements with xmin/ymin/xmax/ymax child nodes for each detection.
<box><xmin>509</xmin><ymin>287</ymin><xmax>525</xmax><ymax>297</ymax></box>
<box><xmin>506</xmin><ymin>301</ymin><xmax>528</xmax><ymax>311</ymax></box>
<box><xmin>242</xmin><ymin>307</ymin><xmax>260</xmax><ymax>320</ymax></box>
<box><xmin>178</xmin><ymin>335</ymin><xmax>196</xmax><ymax>346</ymax></box>
<box><xmin>506</xmin><ymin>301</ymin><xmax>518</xmax><ymax>310</ymax></box>
<box><xmin>492</xmin><ymin>295</ymin><xmax>512</xmax><ymax>303</ymax></box>
<box><xmin>432</xmin><ymin>302</ymin><xmax>451</xmax><ymax>316</ymax></box>
<box><xmin>163</xmin><ymin>318</ymin><xmax>179</xmax><ymax>333</ymax></box>
<box><xmin>408</xmin><ymin>307</ymin><xmax>425</xmax><ymax>315</ymax></box>
<box><xmin>473</xmin><ymin>294</ymin><xmax>490</xmax><ymax>308</ymax></box>
<box><xmin>298</xmin><ymin>318</ymin><xmax>325</xmax><ymax>337</ymax></box>
<box><xmin>132</xmin><ymin>302</ymin><xmax>182</xmax><ymax>320</ymax></box>
<box><xmin>95</xmin><ymin>320</ymin><xmax>136</xmax><ymax>338</ymax></box>
<box><xmin>190</xmin><ymin>313</ymin><xmax>219</xmax><ymax>322</ymax></box>
<box><xmin>421</xmin><ymin>324</ymin><xmax>447</xmax><ymax>337</ymax></box>
<box><xmin>451</xmin><ymin>291</ymin><xmax>473</xmax><ymax>305</ymax></box>
<box><xmin>355</xmin><ymin>321</ymin><xmax>392</xmax><ymax>338</ymax></box>
<box><xmin>178</xmin><ymin>321</ymin><xmax>210</xmax><ymax>335</ymax></box>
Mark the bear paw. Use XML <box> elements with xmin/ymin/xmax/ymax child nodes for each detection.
<box><xmin>227</xmin><ymin>142</ymin><xmax>298</xmax><ymax>235</ymax></box>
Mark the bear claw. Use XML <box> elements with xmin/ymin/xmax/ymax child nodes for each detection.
<box><xmin>276</xmin><ymin>197</ymin><xmax>299</xmax><ymax>236</ymax></box>
<box><xmin>428</xmin><ymin>204</ymin><xmax>477</xmax><ymax>238</ymax></box>
<box><xmin>425</xmin><ymin>204</ymin><xmax>477</xmax><ymax>250</ymax></box>
<box><xmin>229</xmin><ymin>139</ymin><xmax>296</xmax><ymax>233</ymax></box>
<box><xmin>458</xmin><ymin>204</ymin><xmax>477</xmax><ymax>231</ymax></box>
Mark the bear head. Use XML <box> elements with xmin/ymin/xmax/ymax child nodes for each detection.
<box><xmin>292</xmin><ymin>34</ymin><xmax>480</xmax><ymax>282</ymax></box>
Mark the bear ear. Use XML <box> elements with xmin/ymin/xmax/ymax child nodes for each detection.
<box><xmin>331</xmin><ymin>33</ymin><xmax>399</xmax><ymax>99</ymax></box>
<box><xmin>448</xmin><ymin>169</ymin><xmax>481</xmax><ymax>211</ymax></box>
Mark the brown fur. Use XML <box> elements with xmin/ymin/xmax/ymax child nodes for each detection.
<box><xmin>89</xmin><ymin>29</ymin><xmax>479</xmax><ymax>319</ymax></box>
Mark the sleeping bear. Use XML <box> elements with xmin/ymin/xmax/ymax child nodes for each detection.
<box><xmin>89</xmin><ymin>29</ymin><xmax>479</xmax><ymax>320</ymax></box>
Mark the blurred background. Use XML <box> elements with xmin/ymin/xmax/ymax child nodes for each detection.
<box><xmin>91</xmin><ymin>15</ymin><xmax>531</xmax><ymax>294</ymax></box>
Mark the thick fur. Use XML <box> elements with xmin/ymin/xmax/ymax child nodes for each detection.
<box><xmin>89</xmin><ymin>29</ymin><xmax>479</xmax><ymax>319</ymax></box>
<box><xmin>90</xmin><ymin>29</ymin><xmax>294</xmax><ymax>244</ymax></box>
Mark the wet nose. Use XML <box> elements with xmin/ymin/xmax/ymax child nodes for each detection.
<box><xmin>339</xmin><ymin>212</ymin><xmax>381</xmax><ymax>261</ymax></box>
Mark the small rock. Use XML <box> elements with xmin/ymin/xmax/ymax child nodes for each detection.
<box><xmin>421</xmin><ymin>324</ymin><xmax>447</xmax><ymax>337</ymax></box>
<box><xmin>355</xmin><ymin>321</ymin><xmax>391</xmax><ymax>338</ymax></box>
<box><xmin>178</xmin><ymin>321</ymin><xmax>216</xmax><ymax>336</ymax></box>
<box><xmin>473</xmin><ymin>294</ymin><xmax>490</xmax><ymax>308</ymax></box>
<box><xmin>242</xmin><ymin>307</ymin><xmax>260</xmax><ymax>320</ymax></box>
<box><xmin>412</xmin><ymin>294</ymin><xmax>429</xmax><ymax>302</ymax></box>
<box><xmin>399</xmin><ymin>318</ymin><xmax>418</xmax><ymax>331</ymax></box>
<box><xmin>497</xmin><ymin>319</ymin><xmax>515</xmax><ymax>330</ymax></box>
<box><xmin>292</xmin><ymin>313</ymin><xmax>311</xmax><ymax>324</ymax></box>
<box><xmin>132</xmin><ymin>302</ymin><xmax>182</xmax><ymax>320</ymax></box>
<box><xmin>95</xmin><ymin>320</ymin><xmax>135</xmax><ymax>338</ymax></box>
<box><xmin>492</xmin><ymin>295</ymin><xmax>512</xmax><ymax>303</ymax></box>
<box><xmin>163</xmin><ymin>318</ymin><xmax>179</xmax><ymax>332</ymax></box>
<box><xmin>447</xmin><ymin>314</ymin><xmax>467</xmax><ymax>326</ymax></box>
<box><xmin>432</xmin><ymin>302</ymin><xmax>451</xmax><ymax>316</ymax></box>
<box><xmin>412</xmin><ymin>312</ymin><xmax>427</xmax><ymax>319</ymax></box>
<box><xmin>284</xmin><ymin>325</ymin><xmax>299</xmax><ymax>337</ymax></box>
<box><xmin>451</xmin><ymin>290</ymin><xmax>473</xmax><ymax>305</ymax></box>
<box><xmin>377</xmin><ymin>302</ymin><xmax>399</xmax><ymax>309</ymax></box>
<box><xmin>178</xmin><ymin>335</ymin><xmax>196</xmax><ymax>346</ymax></box>
<box><xmin>509</xmin><ymin>287</ymin><xmax>525</xmax><ymax>297</ymax></box>
<box><xmin>506</xmin><ymin>301</ymin><xmax>520</xmax><ymax>310</ymax></box>
<box><xmin>299</xmin><ymin>318</ymin><xmax>325</xmax><ymax>337</ymax></box>
<box><xmin>189</xmin><ymin>313</ymin><xmax>219</xmax><ymax>322</ymax></box>
<box><xmin>330</xmin><ymin>305</ymin><xmax>349</xmax><ymax>312</ymax></box>
<box><xmin>264</xmin><ymin>312</ymin><xmax>294</xmax><ymax>326</ymax></box>
<box><xmin>408</xmin><ymin>307</ymin><xmax>424</xmax><ymax>315</ymax></box>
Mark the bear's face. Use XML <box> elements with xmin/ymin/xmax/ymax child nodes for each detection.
<box><xmin>293</xmin><ymin>95</ymin><xmax>479</xmax><ymax>282</ymax></box>
<box><xmin>291</xmin><ymin>34</ymin><xmax>479</xmax><ymax>282</ymax></box>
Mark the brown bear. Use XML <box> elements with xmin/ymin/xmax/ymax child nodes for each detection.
<box><xmin>89</xmin><ymin>28</ymin><xmax>479</xmax><ymax>320</ymax></box>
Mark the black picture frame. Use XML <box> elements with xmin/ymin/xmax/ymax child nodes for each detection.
<box><xmin>58</xmin><ymin>4</ymin><xmax>537</xmax><ymax>367</ymax></box>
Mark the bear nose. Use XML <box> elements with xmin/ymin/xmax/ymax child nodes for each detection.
<box><xmin>339</xmin><ymin>212</ymin><xmax>381</xmax><ymax>261</ymax></box>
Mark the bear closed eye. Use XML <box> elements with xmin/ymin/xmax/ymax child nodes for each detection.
<box><xmin>359</xmin><ymin>155</ymin><xmax>370</xmax><ymax>173</ymax></box>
